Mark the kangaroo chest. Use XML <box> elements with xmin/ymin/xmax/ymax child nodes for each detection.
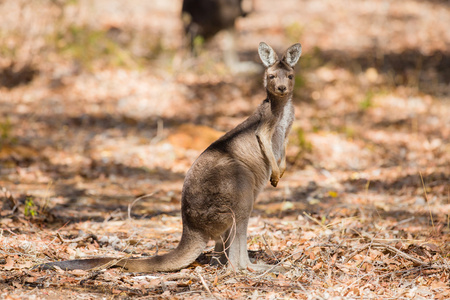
<box><xmin>271</xmin><ymin>100</ymin><xmax>294</xmax><ymax>161</ymax></box>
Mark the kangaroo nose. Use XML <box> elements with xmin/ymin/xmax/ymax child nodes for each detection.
<box><xmin>278</xmin><ymin>86</ymin><xmax>287</xmax><ymax>93</ymax></box>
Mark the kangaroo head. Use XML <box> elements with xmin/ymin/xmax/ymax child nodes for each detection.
<box><xmin>258</xmin><ymin>42</ymin><xmax>302</xmax><ymax>97</ymax></box>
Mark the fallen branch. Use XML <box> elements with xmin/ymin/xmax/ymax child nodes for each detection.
<box><xmin>163</xmin><ymin>273</ymin><xmax>198</xmax><ymax>282</ymax></box>
<box><xmin>56</xmin><ymin>232</ymin><xmax>99</xmax><ymax>244</ymax></box>
<box><xmin>371</xmin><ymin>242</ymin><xmax>425</xmax><ymax>266</ymax></box>
<box><xmin>303</xmin><ymin>212</ymin><xmax>329</xmax><ymax>231</ymax></box>
<box><xmin>344</xmin><ymin>241</ymin><xmax>429</xmax><ymax>266</ymax></box>
<box><xmin>380</xmin><ymin>262</ymin><xmax>450</xmax><ymax>279</ymax></box>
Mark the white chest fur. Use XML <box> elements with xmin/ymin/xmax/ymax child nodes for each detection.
<box><xmin>272</xmin><ymin>99</ymin><xmax>294</xmax><ymax>161</ymax></box>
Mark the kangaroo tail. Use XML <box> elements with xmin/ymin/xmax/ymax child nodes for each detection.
<box><xmin>37</xmin><ymin>227</ymin><xmax>209</xmax><ymax>273</ymax></box>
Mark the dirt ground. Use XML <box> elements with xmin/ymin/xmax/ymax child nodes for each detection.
<box><xmin>0</xmin><ymin>0</ymin><xmax>449</xmax><ymax>299</ymax></box>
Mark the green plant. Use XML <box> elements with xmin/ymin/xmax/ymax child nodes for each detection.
<box><xmin>192</xmin><ymin>35</ymin><xmax>205</xmax><ymax>54</ymax></box>
<box><xmin>294</xmin><ymin>73</ymin><xmax>306</xmax><ymax>89</ymax></box>
<box><xmin>0</xmin><ymin>118</ymin><xmax>12</xmax><ymax>140</ymax></box>
<box><xmin>340</xmin><ymin>126</ymin><xmax>356</xmax><ymax>139</ymax></box>
<box><xmin>0</xmin><ymin>30</ymin><xmax>17</xmax><ymax>59</ymax></box>
<box><xmin>289</xmin><ymin>127</ymin><xmax>313</xmax><ymax>166</ymax></box>
<box><xmin>296</xmin><ymin>127</ymin><xmax>313</xmax><ymax>153</ymax></box>
<box><xmin>359</xmin><ymin>90</ymin><xmax>374</xmax><ymax>110</ymax></box>
<box><xmin>24</xmin><ymin>196</ymin><xmax>37</xmax><ymax>217</ymax></box>
<box><xmin>0</xmin><ymin>118</ymin><xmax>17</xmax><ymax>147</ymax></box>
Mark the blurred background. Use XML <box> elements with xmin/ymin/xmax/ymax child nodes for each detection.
<box><xmin>0</xmin><ymin>0</ymin><xmax>449</xmax><ymax>223</ymax></box>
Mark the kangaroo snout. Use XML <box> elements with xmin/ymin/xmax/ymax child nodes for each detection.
<box><xmin>277</xmin><ymin>85</ymin><xmax>287</xmax><ymax>93</ymax></box>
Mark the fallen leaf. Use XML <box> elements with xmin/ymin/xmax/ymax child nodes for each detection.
<box><xmin>328</xmin><ymin>191</ymin><xmax>338</xmax><ymax>198</ymax></box>
<box><xmin>213</xmin><ymin>275</ymin><xmax>218</xmax><ymax>286</ymax></box>
<box><xmin>4</xmin><ymin>257</ymin><xmax>14</xmax><ymax>270</ymax></box>
<box><xmin>24</xmin><ymin>276</ymin><xmax>37</xmax><ymax>283</ymax></box>
<box><xmin>422</xmin><ymin>243</ymin><xmax>439</xmax><ymax>252</ymax></box>
<box><xmin>312</xmin><ymin>261</ymin><xmax>322</xmax><ymax>271</ymax></box>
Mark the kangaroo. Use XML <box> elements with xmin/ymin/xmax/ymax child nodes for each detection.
<box><xmin>182</xmin><ymin>0</ymin><xmax>247</xmax><ymax>44</ymax></box>
<box><xmin>38</xmin><ymin>42</ymin><xmax>302</xmax><ymax>273</ymax></box>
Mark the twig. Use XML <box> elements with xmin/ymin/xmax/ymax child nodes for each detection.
<box><xmin>419</xmin><ymin>172</ymin><xmax>435</xmax><ymax>232</ymax></box>
<box><xmin>128</xmin><ymin>191</ymin><xmax>159</xmax><ymax>220</ymax></box>
<box><xmin>79</xmin><ymin>270</ymin><xmax>103</xmax><ymax>284</ymax></box>
<box><xmin>371</xmin><ymin>242</ymin><xmax>425</xmax><ymax>266</ymax></box>
<box><xmin>344</xmin><ymin>241</ymin><xmax>426</xmax><ymax>266</ymax></box>
<box><xmin>217</xmin><ymin>206</ymin><xmax>237</xmax><ymax>274</ymax></box>
<box><xmin>303</xmin><ymin>212</ymin><xmax>328</xmax><ymax>231</ymax></box>
<box><xmin>305</xmin><ymin>243</ymin><xmax>346</xmax><ymax>250</ymax></box>
<box><xmin>92</xmin><ymin>255</ymin><xmax>133</xmax><ymax>272</ymax></box>
<box><xmin>254</xmin><ymin>249</ymin><xmax>304</xmax><ymax>278</ymax></box>
<box><xmin>163</xmin><ymin>273</ymin><xmax>197</xmax><ymax>282</ymax></box>
<box><xmin>396</xmin><ymin>217</ymin><xmax>415</xmax><ymax>226</ymax></box>
<box><xmin>216</xmin><ymin>269</ymin><xmax>236</xmax><ymax>282</ymax></box>
<box><xmin>341</xmin><ymin>273</ymin><xmax>371</xmax><ymax>296</ymax></box>
<box><xmin>222</xmin><ymin>207</ymin><xmax>237</xmax><ymax>253</ymax></box>
<box><xmin>56</xmin><ymin>232</ymin><xmax>99</xmax><ymax>244</ymax></box>
<box><xmin>343</xmin><ymin>244</ymin><xmax>371</xmax><ymax>264</ymax></box>
<box><xmin>379</xmin><ymin>262</ymin><xmax>450</xmax><ymax>279</ymax></box>
<box><xmin>219</xmin><ymin>235</ymin><xmax>234</xmax><ymax>273</ymax></box>
<box><xmin>41</xmin><ymin>180</ymin><xmax>53</xmax><ymax>213</ymax></box>
<box><xmin>261</xmin><ymin>235</ymin><xmax>278</xmax><ymax>263</ymax></box>
<box><xmin>150</xmin><ymin>119</ymin><xmax>165</xmax><ymax>144</ymax></box>
<box><xmin>77</xmin><ymin>255</ymin><xmax>134</xmax><ymax>283</ymax></box>
<box><xmin>196</xmin><ymin>270</ymin><xmax>214</xmax><ymax>298</ymax></box>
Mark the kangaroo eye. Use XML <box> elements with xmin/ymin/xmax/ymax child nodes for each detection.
<box><xmin>288</xmin><ymin>75</ymin><xmax>294</xmax><ymax>80</ymax></box>
<box><xmin>268</xmin><ymin>74</ymin><xmax>275</xmax><ymax>79</ymax></box>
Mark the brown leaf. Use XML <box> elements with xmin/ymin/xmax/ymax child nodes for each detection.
<box><xmin>369</xmin><ymin>249</ymin><xmax>383</xmax><ymax>259</ymax></box>
<box><xmin>312</xmin><ymin>261</ymin><xmax>322</xmax><ymax>271</ymax></box>
<box><xmin>422</xmin><ymin>243</ymin><xmax>439</xmax><ymax>252</ymax></box>
<box><xmin>112</xmin><ymin>289</ymin><xmax>122</xmax><ymax>294</ymax></box>
<box><xmin>4</xmin><ymin>257</ymin><xmax>14</xmax><ymax>270</ymax></box>
<box><xmin>330</xmin><ymin>253</ymin><xmax>337</xmax><ymax>265</ymax></box>
<box><xmin>24</xmin><ymin>276</ymin><xmax>37</xmax><ymax>283</ymax></box>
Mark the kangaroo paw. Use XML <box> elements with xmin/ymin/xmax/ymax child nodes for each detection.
<box><xmin>270</xmin><ymin>175</ymin><xmax>279</xmax><ymax>187</ymax></box>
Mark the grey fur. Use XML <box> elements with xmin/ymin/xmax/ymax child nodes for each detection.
<box><xmin>36</xmin><ymin>42</ymin><xmax>302</xmax><ymax>273</ymax></box>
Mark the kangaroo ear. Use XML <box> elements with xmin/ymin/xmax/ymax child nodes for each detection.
<box><xmin>258</xmin><ymin>42</ymin><xmax>278</xmax><ymax>68</ymax></box>
<box><xmin>283</xmin><ymin>43</ymin><xmax>302</xmax><ymax>67</ymax></box>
